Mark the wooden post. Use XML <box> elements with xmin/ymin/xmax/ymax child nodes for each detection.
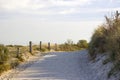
<box><xmin>29</xmin><ymin>41</ymin><xmax>32</xmax><ymax>53</ymax></box>
<box><xmin>48</xmin><ymin>42</ymin><xmax>50</xmax><ymax>51</ymax></box>
<box><xmin>16</xmin><ymin>47</ymin><xmax>20</xmax><ymax>57</ymax></box>
<box><xmin>40</xmin><ymin>41</ymin><xmax>42</xmax><ymax>51</ymax></box>
<box><xmin>55</xmin><ymin>43</ymin><xmax>57</xmax><ymax>51</ymax></box>
<box><xmin>116</xmin><ymin>11</ymin><xmax>119</xmax><ymax>22</ymax></box>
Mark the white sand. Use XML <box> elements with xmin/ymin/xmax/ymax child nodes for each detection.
<box><xmin>2</xmin><ymin>50</ymin><xmax>119</xmax><ymax>80</ymax></box>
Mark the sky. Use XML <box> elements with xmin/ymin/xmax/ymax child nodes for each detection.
<box><xmin>0</xmin><ymin>0</ymin><xmax>120</xmax><ymax>45</ymax></box>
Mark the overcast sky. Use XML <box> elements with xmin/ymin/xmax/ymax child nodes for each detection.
<box><xmin>0</xmin><ymin>0</ymin><xmax>120</xmax><ymax>45</ymax></box>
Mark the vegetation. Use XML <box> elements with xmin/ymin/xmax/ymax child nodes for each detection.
<box><xmin>77</xmin><ymin>40</ymin><xmax>88</xmax><ymax>49</ymax></box>
<box><xmin>0</xmin><ymin>45</ymin><xmax>9</xmax><ymax>64</ymax></box>
<box><xmin>0</xmin><ymin>45</ymin><xmax>10</xmax><ymax>75</ymax></box>
<box><xmin>30</xmin><ymin>40</ymin><xmax>88</xmax><ymax>52</ymax></box>
<box><xmin>0</xmin><ymin>44</ymin><xmax>41</xmax><ymax>75</ymax></box>
<box><xmin>58</xmin><ymin>39</ymin><xmax>88</xmax><ymax>51</ymax></box>
<box><xmin>88</xmin><ymin>11</ymin><xmax>120</xmax><ymax>77</ymax></box>
<box><xmin>0</xmin><ymin>38</ymin><xmax>88</xmax><ymax>75</ymax></box>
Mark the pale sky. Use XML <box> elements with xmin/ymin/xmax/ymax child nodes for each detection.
<box><xmin>0</xmin><ymin>0</ymin><xmax>120</xmax><ymax>45</ymax></box>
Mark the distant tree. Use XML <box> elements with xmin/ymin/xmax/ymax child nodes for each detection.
<box><xmin>58</xmin><ymin>39</ymin><xmax>79</xmax><ymax>51</ymax></box>
<box><xmin>65</xmin><ymin>39</ymin><xmax>74</xmax><ymax>45</ymax></box>
<box><xmin>14</xmin><ymin>45</ymin><xmax>23</xmax><ymax>47</ymax></box>
<box><xmin>77</xmin><ymin>40</ymin><xmax>88</xmax><ymax>48</ymax></box>
<box><xmin>6</xmin><ymin>45</ymin><xmax>14</xmax><ymax>47</ymax></box>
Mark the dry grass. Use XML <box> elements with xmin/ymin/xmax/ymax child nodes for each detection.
<box><xmin>88</xmin><ymin>11</ymin><xmax>120</xmax><ymax>77</ymax></box>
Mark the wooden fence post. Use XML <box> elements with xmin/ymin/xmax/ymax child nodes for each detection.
<box><xmin>40</xmin><ymin>41</ymin><xmax>42</xmax><ymax>51</ymax></box>
<box><xmin>55</xmin><ymin>43</ymin><xmax>57</xmax><ymax>51</ymax></box>
<box><xmin>29</xmin><ymin>41</ymin><xmax>32</xmax><ymax>53</ymax></box>
<box><xmin>48</xmin><ymin>42</ymin><xmax>50</xmax><ymax>51</ymax></box>
<box><xmin>16</xmin><ymin>47</ymin><xmax>20</xmax><ymax>57</ymax></box>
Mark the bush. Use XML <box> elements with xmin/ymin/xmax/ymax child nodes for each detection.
<box><xmin>77</xmin><ymin>40</ymin><xmax>88</xmax><ymax>48</ymax></box>
<box><xmin>58</xmin><ymin>39</ymin><xmax>88</xmax><ymax>51</ymax></box>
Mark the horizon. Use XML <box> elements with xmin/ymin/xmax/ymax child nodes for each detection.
<box><xmin>0</xmin><ymin>0</ymin><xmax>120</xmax><ymax>45</ymax></box>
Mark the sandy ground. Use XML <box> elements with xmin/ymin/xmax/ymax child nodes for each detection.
<box><xmin>2</xmin><ymin>50</ymin><xmax>118</xmax><ymax>80</ymax></box>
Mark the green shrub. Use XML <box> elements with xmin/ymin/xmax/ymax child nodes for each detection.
<box><xmin>58</xmin><ymin>39</ymin><xmax>88</xmax><ymax>51</ymax></box>
<box><xmin>88</xmin><ymin>26</ymin><xmax>107</xmax><ymax>58</ymax></box>
<box><xmin>77</xmin><ymin>40</ymin><xmax>88</xmax><ymax>48</ymax></box>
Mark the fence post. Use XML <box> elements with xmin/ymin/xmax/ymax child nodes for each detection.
<box><xmin>16</xmin><ymin>47</ymin><xmax>20</xmax><ymax>57</ymax></box>
<box><xmin>29</xmin><ymin>41</ymin><xmax>32</xmax><ymax>53</ymax></box>
<box><xmin>40</xmin><ymin>41</ymin><xmax>42</xmax><ymax>51</ymax></box>
<box><xmin>55</xmin><ymin>43</ymin><xmax>57</xmax><ymax>51</ymax></box>
<box><xmin>48</xmin><ymin>42</ymin><xmax>50</xmax><ymax>51</ymax></box>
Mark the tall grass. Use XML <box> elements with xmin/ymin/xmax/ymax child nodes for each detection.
<box><xmin>0</xmin><ymin>45</ymin><xmax>9</xmax><ymax>64</ymax></box>
<box><xmin>0</xmin><ymin>44</ymin><xmax>40</xmax><ymax>75</ymax></box>
<box><xmin>0</xmin><ymin>45</ymin><xmax>10</xmax><ymax>75</ymax></box>
<box><xmin>89</xmin><ymin>11</ymin><xmax>120</xmax><ymax>77</ymax></box>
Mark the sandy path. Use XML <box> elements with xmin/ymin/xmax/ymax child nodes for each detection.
<box><xmin>7</xmin><ymin>50</ymin><xmax>118</xmax><ymax>80</ymax></box>
<box><xmin>11</xmin><ymin>50</ymin><xmax>97</xmax><ymax>80</ymax></box>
